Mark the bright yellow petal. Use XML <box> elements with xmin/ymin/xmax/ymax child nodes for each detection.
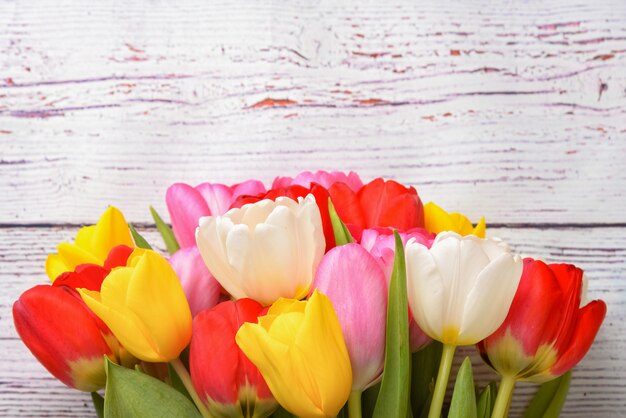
<box><xmin>267</xmin><ymin>312</ymin><xmax>304</xmax><ymax>346</ymax></box>
<box><xmin>57</xmin><ymin>242</ymin><xmax>102</xmax><ymax>269</ymax></box>
<box><xmin>80</xmin><ymin>270</ymin><xmax>165</xmax><ymax>363</ymax></box>
<box><xmin>236</xmin><ymin>323</ymin><xmax>324</xmax><ymax>418</ymax></box>
<box><xmin>268</xmin><ymin>298</ymin><xmax>307</xmax><ymax>315</ymax></box>
<box><xmin>424</xmin><ymin>202</ymin><xmax>455</xmax><ymax>234</ymax></box>
<box><xmin>124</xmin><ymin>251</ymin><xmax>192</xmax><ymax>360</ymax></box>
<box><xmin>45</xmin><ymin>254</ymin><xmax>69</xmax><ymax>281</ymax></box>
<box><xmin>91</xmin><ymin>206</ymin><xmax>134</xmax><ymax>261</ymax></box>
<box><xmin>449</xmin><ymin>213</ymin><xmax>474</xmax><ymax>235</ymax></box>
<box><xmin>296</xmin><ymin>291</ymin><xmax>352</xmax><ymax>417</ymax></box>
<box><xmin>74</xmin><ymin>225</ymin><xmax>97</xmax><ymax>253</ymax></box>
<box><xmin>473</xmin><ymin>216</ymin><xmax>486</xmax><ymax>238</ymax></box>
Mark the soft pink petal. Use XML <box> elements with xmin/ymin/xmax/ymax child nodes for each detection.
<box><xmin>312</xmin><ymin>243</ymin><xmax>387</xmax><ymax>390</ymax></box>
<box><xmin>169</xmin><ymin>246</ymin><xmax>221</xmax><ymax>317</ymax></box>
<box><xmin>166</xmin><ymin>183</ymin><xmax>211</xmax><ymax>248</ymax></box>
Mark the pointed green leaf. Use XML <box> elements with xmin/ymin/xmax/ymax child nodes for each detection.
<box><xmin>150</xmin><ymin>206</ymin><xmax>180</xmax><ymax>255</ymax></box>
<box><xmin>129</xmin><ymin>223</ymin><xmax>153</xmax><ymax>249</ymax></box>
<box><xmin>411</xmin><ymin>341</ymin><xmax>443</xmax><ymax>417</ymax></box>
<box><xmin>373</xmin><ymin>231</ymin><xmax>410</xmax><ymax>418</ymax></box>
<box><xmin>448</xmin><ymin>357</ymin><xmax>477</xmax><ymax>418</ymax></box>
<box><xmin>522</xmin><ymin>371</ymin><xmax>572</xmax><ymax>418</ymax></box>
<box><xmin>103</xmin><ymin>358</ymin><xmax>202</xmax><ymax>418</ymax></box>
<box><xmin>91</xmin><ymin>392</ymin><xmax>104</xmax><ymax>418</ymax></box>
<box><xmin>328</xmin><ymin>198</ymin><xmax>354</xmax><ymax>246</ymax></box>
<box><xmin>476</xmin><ymin>383</ymin><xmax>493</xmax><ymax>418</ymax></box>
<box><xmin>167</xmin><ymin>362</ymin><xmax>193</xmax><ymax>403</ymax></box>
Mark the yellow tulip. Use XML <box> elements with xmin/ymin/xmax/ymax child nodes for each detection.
<box><xmin>235</xmin><ymin>290</ymin><xmax>352</xmax><ymax>418</ymax></box>
<box><xmin>79</xmin><ymin>250</ymin><xmax>192</xmax><ymax>362</ymax></box>
<box><xmin>424</xmin><ymin>202</ymin><xmax>486</xmax><ymax>238</ymax></box>
<box><xmin>46</xmin><ymin>206</ymin><xmax>134</xmax><ymax>281</ymax></box>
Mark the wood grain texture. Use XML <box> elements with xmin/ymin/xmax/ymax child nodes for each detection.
<box><xmin>1</xmin><ymin>0</ymin><xmax>625</xmax><ymax>224</ymax></box>
<box><xmin>1</xmin><ymin>0</ymin><xmax>625</xmax><ymax>416</ymax></box>
<box><xmin>1</xmin><ymin>226</ymin><xmax>623</xmax><ymax>417</ymax></box>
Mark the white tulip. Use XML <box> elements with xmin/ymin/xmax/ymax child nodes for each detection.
<box><xmin>196</xmin><ymin>194</ymin><xmax>325</xmax><ymax>306</ymax></box>
<box><xmin>406</xmin><ymin>232</ymin><xmax>523</xmax><ymax>346</ymax></box>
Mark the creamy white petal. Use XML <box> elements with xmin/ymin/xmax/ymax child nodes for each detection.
<box><xmin>458</xmin><ymin>253</ymin><xmax>523</xmax><ymax>344</ymax></box>
<box><xmin>240</xmin><ymin>199</ymin><xmax>277</xmax><ymax>227</ymax></box>
<box><xmin>406</xmin><ymin>240</ymin><xmax>445</xmax><ymax>340</ymax></box>
<box><xmin>196</xmin><ymin>216</ymin><xmax>246</xmax><ymax>299</ymax></box>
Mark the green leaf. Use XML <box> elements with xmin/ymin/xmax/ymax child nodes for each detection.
<box><xmin>411</xmin><ymin>341</ymin><xmax>443</xmax><ymax>418</ymax></box>
<box><xmin>488</xmin><ymin>381</ymin><xmax>497</xmax><ymax>412</ymax></box>
<box><xmin>448</xmin><ymin>357</ymin><xmax>477</xmax><ymax>418</ymax></box>
<box><xmin>103</xmin><ymin>358</ymin><xmax>202</xmax><ymax>418</ymax></box>
<box><xmin>167</xmin><ymin>362</ymin><xmax>193</xmax><ymax>403</ymax></box>
<box><xmin>476</xmin><ymin>383</ymin><xmax>493</xmax><ymax>418</ymax></box>
<box><xmin>150</xmin><ymin>206</ymin><xmax>180</xmax><ymax>255</ymax></box>
<box><xmin>91</xmin><ymin>392</ymin><xmax>104</xmax><ymax>418</ymax></box>
<box><xmin>328</xmin><ymin>198</ymin><xmax>354</xmax><ymax>246</ymax></box>
<box><xmin>128</xmin><ymin>223</ymin><xmax>153</xmax><ymax>250</ymax></box>
<box><xmin>522</xmin><ymin>371</ymin><xmax>572</xmax><ymax>418</ymax></box>
<box><xmin>373</xmin><ymin>231</ymin><xmax>410</xmax><ymax>418</ymax></box>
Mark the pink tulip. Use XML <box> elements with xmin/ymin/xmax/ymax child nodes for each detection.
<box><xmin>169</xmin><ymin>246</ymin><xmax>221</xmax><ymax>317</ymax></box>
<box><xmin>361</xmin><ymin>227</ymin><xmax>435</xmax><ymax>351</ymax></box>
<box><xmin>312</xmin><ymin>243</ymin><xmax>387</xmax><ymax>390</ymax></box>
<box><xmin>272</xmin><ymin>170</ymin><xmax>363</xmax><ymax>192</ymax></box>
<box><xmin>166</xmin><ymin>180</ymin><xmax>266</xmax><ymax>248</ymax></box>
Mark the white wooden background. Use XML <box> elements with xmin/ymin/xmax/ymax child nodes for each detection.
<box><xmin>1</xmin><ymin>0</ymin><xmax>625</xmax><ymax>416</ymax></box>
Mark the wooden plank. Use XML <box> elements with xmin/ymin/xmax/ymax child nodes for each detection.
<box><xmin>0</xmin><ymin>225</ymin><xmax>623</xmax><ymax>417</ymax></box>
<box><xmin>1</xmin><ymin>0</ymin><xmax>625</xmax><ymax>224</ymax></box>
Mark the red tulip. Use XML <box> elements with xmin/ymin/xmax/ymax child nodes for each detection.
<box><xmin>13</xmin><ymin>245</ymin><xmax>135</xmax><ymax>391</ymax></box>
<box><xmin>477</xmin><ymin>258</ymin><xmax>607</xmax><ymax>382</ymax></box>
<box><xmin>190</xmin><ymin>299</ymin><xmax>276</xmax><ymax>417</ymax></box>
<box><xmin>13</xmin><ymin>284</ymin><xmax>116</xmax><ymax>391</ymax></box>
<box><xmin>328</xmin><ymin>178</ymin><xmax>425</xmax><ymax>241</ymax></box>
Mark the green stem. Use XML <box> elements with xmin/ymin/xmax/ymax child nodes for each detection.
<box><xmin>348</xmin><ymin>390</ymin><xmax>362</xmax><ymax>418</ymax></box>
<box><xmin>427</xmin><ymin>344</ymin><xmax>456</xmax><ymax>418</ymax></box>
<box><xmin>492</xmin><ymin>375</ymin><xmax>516</xmax><ymax>418</ymax></box>
<box><xmin>170</xmin><ymin>358</ymin><xmax>213</xmax><ymax>418</ymax></box>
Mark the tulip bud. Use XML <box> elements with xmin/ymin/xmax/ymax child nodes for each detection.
<box><xmin>423</xmin><ymin>202</ymin><xmax>486</xmax><ymax>237</ymax></box>
<box><xmin>477</xmin><ymin>259</ymin><xmax>607</xmax><ymax>382</ymax></box>
<box><xmin>313</xmin><ymin>244</ymin><xmax>386</xmax><ymax>391</ymax></box>
<box><xmin>79</xmin><ymin>250</ymin><xmax>192</xmax><ymax>362</ymax></box>
<box><xmin>13</xmin><ymin>285</ymin><xmax>115</xmax><ymax>392</ymax></box>
<box><xmin>197</xmin><ymin>195</ymin><xmax>325</xmax><ymax>306</ymax></box>
<box><xmin>45</xmin><ymin>206</ymin><xmax>134</xmax><ymax>281</ymax></box>
<box><xmin>190</xmin><ymin>299</ymin><xmax>276</xmax><ymax>418</ymax></box>
<box><xmin>406</xmin><ymin>232</ymin><xmax>523</xmax><ymax>346</ymax></box>
<box><xmin>236</xmin><ymin>290</ymin><xmax>352</xmax><ymax>418</ymax></box>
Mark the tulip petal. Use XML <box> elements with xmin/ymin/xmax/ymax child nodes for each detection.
<box><xmin>236</xmin><ymin>323</ymin><xmax>314</xmax><ymax>416</ymax></box>
<box><xmin>91</xmin><ymin>207</ymin><xmax>134</xmax><ymax>261</ymax></box>
<box><xmin>46</xmin><ymin>254</ymin><xmax>69</xmax><ymax>282</ymax></box>
<box><xmin>57</xmin><ymin>243</ymin><xmax>103</xmax><ymax>268</ymax></box>
<box><xmin>550</xmin><ymin>300</ymin><xmax>607</xmax><ymax>376</ymax></box>
<box><xmin>169</xmin><ymin>247</ymin><xmax>221</xmax><ymax>317</ymax></box>
<box><xmin>167</xmin><ymin>183</ymin><xmax>211</xmax><ymax>248</ymax></box>
<box><xmin>459</xmin><ymin>253</ymin><xmax>523</xmax><ymax>344</ymax></box>
<box><xmin>197</xmin><ymin>216</ymin><xmax>246</xmax><ymax>299</ymax></box>
<box><xmin>406</xmin><ymin>241</ymin><xmax>445</xmax><ymax>341</ymax></box>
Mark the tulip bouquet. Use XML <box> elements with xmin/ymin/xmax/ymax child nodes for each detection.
<box><xmin>13</xmin><ymin>171</ymin><xmax>606</xmax><ymax>418</ymax></box>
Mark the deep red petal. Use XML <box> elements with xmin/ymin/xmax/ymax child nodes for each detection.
<box><xmin>103</xmin><ymin>245</ymin><xmax>134</xmax><ymax>270</ymax></box>
<box><xmin>551</xmin><ymin>300</ymin><xmax>607</xmax><ymax>376</ymax></box>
